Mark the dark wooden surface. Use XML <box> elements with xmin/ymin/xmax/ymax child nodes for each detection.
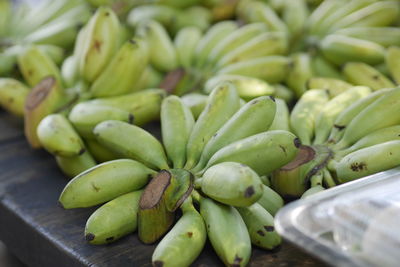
<box><xmin>0</xmin><ymin>112</ymin><xmax>328</xmax><ymax>267</ymax></box>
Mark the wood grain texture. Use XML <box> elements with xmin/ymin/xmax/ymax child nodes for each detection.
<box><xmin>0</xmin><ymin>113</ymin><xmax>328</xmax><ymax>267</ymax></box>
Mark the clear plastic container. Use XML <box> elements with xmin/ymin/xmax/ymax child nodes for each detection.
<box><xmin>275</xmin><ymin>167</ymin><xmax>400</xmax><ymax>267</ymax></box>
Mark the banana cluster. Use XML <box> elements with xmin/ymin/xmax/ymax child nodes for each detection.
<box><xmin>59</xmin><ymin>84</ymin><xmax>299</xmax><ymax>267</ymax></box>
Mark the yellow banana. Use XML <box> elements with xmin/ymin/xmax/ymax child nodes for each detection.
<box><xmin>0</xmin><ymin>78</ymin><xmax>29</xmax><ymax>117</ymax></box>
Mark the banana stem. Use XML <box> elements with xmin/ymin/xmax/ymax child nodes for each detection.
<box><xmin>191</xmin><ymin>190</ymin><xmax>202</xmax><ymax>204</ymax></box>
<box><xmin>310</xmin><ymin>172</ymin><xmax>323</xmax><ymax>187</ymax></box>
<box><xmin>322</xmin><ymin>168</ymin><xmax>337</xmax><ymax>188</ymax></box>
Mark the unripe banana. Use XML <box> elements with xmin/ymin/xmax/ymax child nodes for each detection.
<box><xmin>197</xmin><ymin>162</ymin><xmax>263</xmax><ymax>207</ymax></box>
<box><xmin>171</xmin><ymin>6</ymin><xmax>211</xmax><ymax>34</ymax></box>
<box><xmin>79</xmin><ymin>6</ymin><xmax>120</xmax><ymax>83</ymax></box>
<box><xmin>61</xmin><ymin>55</ymin><xmax>79</xmax><ymax>88</ymax></box>
<box><xmin>136</xmin><ymin>20</ymin><xmax>177</xmax><ymax>73</ymax></box>
<box><xmin>320</xmin><ymin>35</ymin><xmax>385</xmax><ymax>66</ymax></box>
<box><xmin>194</xmin><ymin>96</ymin><xmax>276</xmax><ymax>171</ymax></box>
<box><xmin>307</xmin><ymin>0</ymin><xmax>346</xmax><ymax>37</ymax></box>
<box><xmin>68</xmin><ymin>102</ymin><xmax>134</xmax><ymax>139</ymax></box>
<box><xmin>313</xmin><ymin>86</ymin><xmax>371</xmax><ymax>145</ymax></box>
<box><xmin>127</xmin><ymin>5</ymin><xmax>178</xmax><ymax>29</ymax></box>
<box><xmin>37</xmin><ymin>114</ymin><xmax>85</xmax><ymax>157</ymax></box>
<box><xmin>301</xmin><ymin>185</ymin><xmax>325</xmax><ymax>199</ymax></box>
<box><xmin>152</xmin><ymin>198</ymin><xmax>206</xmax><ymax>267</ymax></box>
<box><xmin>307</xmin><ymin>77</ymin><xmax>352</xmax><ymax>97</ymax></box>
<box><xmin>200</xmin><ymin>197</ymin><xmax>251</xmax><ymax>267</ymax></box>
<box><xmin>174</xmin><ymin>27</ymin><xmax>202</xmax><ymax>69</ymax></box>
<box><xmin>257</xmin><ymin>185</ymin><xmax>284</xmax><ymax>216</ymax></box>
<box><xmin>237</xmin><ymin>203</ymin><xmax>281</xmax><ymax>250</ymax></box>
<box><xmin>89</xmin><ymin>39</ymin><xmax>149</xmax><ymax>97</ymax></box>
<box><xmin>286</xmin><ymin>53</ymin><xmax>313</xmax><ymax>98</ymax></box>
<box><xmin>282</xmin><ymin>0</ymin><xmax>308</xmax><ymax>39</ymax></box>
<box><xmin>269</xmin><ymin>98</ymin><xmax>290</xmax><ymax>131</ymax></box>
<box><xmin>334</xmin><ymin>27</ymin><xmax>400</xmax><ymax>47</ymax></box>
<box><xmin>273</xmin><ymin>84</ymin><xmax>295</xmax><ymax>105</ymax></box>
<box><xmin>290</xmin><ymin>89</ymin><xmax>329</xmax><ymax>145</ymax></box>
<box><xmin>334</xmin><ymin>140</ymin><xmax>400</xmax><ymax>183</ymax></box>
<box><xmin>216</xmin><ymin>32</ymin><xmax>288</xmax><ymax>69</ymax></box>
<box><xmin>0</xmin><ymin>78</ymin><xmax>29</xmax><ymax>117</ymax></box>
<box><xmin>59</xmin><ymin>159</ymin><xmax>156</xmax><ymax>209</ymax></box>
<box><xmin>343</xmin><ymin>62</ymin><xmax>395</xmax><ymax>91</ymax></box>
<box><xmin>386</xmin><ymin>46</ymin><xmax>400</xmax><ymax>84</ymax></box>
<box><xmin>184</xmin><ymin>82</ymin><xmax>240</xmax><ymax>170</ymax></box>
<box><xmin>0</xmin><ymin>0</ymin><xmax>11</xmax><ymax>37</ymax></box>
<box><xmin>136</xmin><ymin>66</ymin><xmax>163</xmax><ymax>90</ymax></box>
<box><xmin>310</xmin><ymin>55</ymin><xmax>343</xmax><ymax>80</ymax></box>
<box><xmin>205</xmin><ymin>130</ymin><xmax>300</xmax><ymax>176</ymax></box>
<box><xmin>85</xmin><ymin>139</ymin><xmax>119</xmax><ymax>163</ymax></box>
<box><xmin>85</xmin><ymin>190</ymin><xmax>142</xmax><ymax>245</ymax></box>
<box><xmin>217</xmin><ymin>56</ymin><xmax>291</xmax><ymax>84</ymax></box>
<box><xmin>204</xmin><ymin>74</ymin><xmax>275</xmax><ymax>101</ymax></box>
<box><xmin>181</xmin><ymin>93</ymin><xmax>208</xmax><ymax>119</ymax></box>
<box><xmin>17</xmin><ymin>45</ymin><xmax>63</xmax><ymax>88</ymax></box>
<box><xmin>161</xmin><ymin>95</ymin><xmax>195</xmax><ymax>169</ymax></box>
<box><xmin>56</xmin><ymin>150</ymin><xmax>96</xmax><ymax>178</ymax></box>
<box><xmin>94</xmin><ymin>120</ymin><xmax>169</xmax><ymax>170</ymax></box>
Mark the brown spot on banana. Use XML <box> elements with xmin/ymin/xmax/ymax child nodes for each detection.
<box><xmin>257</xmin><ymin>230</ymin><xmax>265</xmax><ymax>236</ymax></box>
<box><xmin>91</xmin><ymin>182</ymin><xmax>100</xmax><ymax>192</ymax></box>
<box><xmin>294</xmin><ymin>137</ymin><xmax>301</xmax><ymax>148</ymax></box>
<box><xmin>85</xmin><ymin>233</ymin><xmax>95</xmax><ymax>241</ymax></box>
<box><xmin>187</xmin><ymin>232</ymin><xmax>193</xmax><ymax>238</ymax></box>
<box><xmin>232</xmin><ymin>255</ymin><xmax>243</xmax><ymax>267</ymax></box>
<box><xmin>333</xmin><ymin>124</ymin><xmax>346</xmax><ymax>131</ymax></box>
<box><xmin>106</xmin><ymin>236</ymin><xmax>114</xmax><ymax>242</ymax></box>
<box><xmin>153</xmin><ymin>261</ymin><xmax>164</xmax><ymax>267</ymax></box>
<box><xmin>25</xmin><ymin>77</ymin><xmax>55</xmax><ymax>110</ymax></box>
<box><xmin>264</xmin><ymin>226</ymin><xmax>274</xmax><ymax>232</ymax></box>
<box><xmin>350</xmin><ymin>162</ymin><xmax>367</xmax><ymax>172</ymax></box>
<box><xmin>244</xmin><ymin>186</ymin><xmax>255</xmax><ymax>198</ymax></box>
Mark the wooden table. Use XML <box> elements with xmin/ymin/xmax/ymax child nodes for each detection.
<box><xmin>0</xmin><ymin>112</ymin><xmax>327</xmax><ymax>267</ymax></box>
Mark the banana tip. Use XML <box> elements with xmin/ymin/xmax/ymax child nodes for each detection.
<box><xmin>294</xmin><ymin>138</ymin><xmax>301</xmax><ymax>148</ymax></box>
<box><xmin>152</xmin><ymin>260</ymin><xmax>164</xmax><ymax>267</ymax></box>
<box><xmin>85</xmin><ymin>233</ymin><xmax>95</xmax><ymax>242</ymax></box>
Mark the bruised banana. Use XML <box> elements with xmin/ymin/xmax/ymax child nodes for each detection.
<box><xmin>286</xmin><ymin>53</ymin><xmax>313</xmax><ymax>98</ymax></box>
<box><xmin>237</xmin><ymin>203</ymin><xmax>281</xmax><ymax>250</ymax></box>
<box><xmin>59</xmin><ymin>159</ymin><xmax>156</xmax><ymax>208</ymax></box>
<box><xmin>0</xmin><ymin>78</ymin><xmax>29</xmax><ymax>117</ymax></box>
<box><xmin>269</xmin><ymin>98</ymin><xmax>290</xmax><ymax>131</ymax></box>
<box><xmin>200</xmin><ymin>197</ymin><xmax>251</xmax><ymax>267</ymax></box>
<box><xmin>85</xmin><ymin>190</ymin><xmax>143</xmax><ymax>245</ymax></box>
<box><xmin>343</xmin><ymin>62</ymin><xmax>395</xmax><ymax>90</ymax></box>
<box><xmin>56</xmin><ymin>150</ymin><xmax>96</xmax><ymax>178</ymax></box>
<box><xmin>307</xmin><ymin>77</ymin><xmax>352</xmax><ymax>97</ymax></box>
<box><xmin>257</xmin><ymin>185</ymin><xmax>284</xmax><ymax>216</ymax></box>
<box><xmin>174</xmin><ymin>26</ymin><xmax>202</xmax><ymax>69</ymax></box>
<box><xmin>197</xmin><ymin>162</ymin><xmax>263</xmax><ymax>207</ymax></box>
<box><xmin>386</xmin><ymin>46</ymin><xmax>400</xmax><ymax>84</ymax></box>
<box><xmin>94</xmin><ymin>120</ymin><xmax>169</xmax><ymax>170</ymax></box>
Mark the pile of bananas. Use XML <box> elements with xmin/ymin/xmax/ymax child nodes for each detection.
<box><xmin>1</xmin><ymin>0</ymin><xmax>400</xmax><ymax>266</ymax></box>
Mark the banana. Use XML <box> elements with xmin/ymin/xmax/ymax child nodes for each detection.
<box><xmin>197</xmin><ymin>162</ymin><xmax>263</xmax><ymax>207</ymax></box>
<box><xmin>184</xmin><ymin>82</ymin><xmax>240</xmax><ymax>170</ymax></box>
<box><xmin>89</xmin><ymin>89</ymin><xmax>166</xmax><ymax>126</ymax></box>
<box><xmin>310</xmin><ymin>54</ymin><xmax>343</xmax><ymax>79</ymax></box>
<box><xmin>171</xmin><ymin>6</ymin><xmax>211</xmax><ymax>34</ymax></box>
<box><xmin>301</xmin><ymin>185</ymin><xmax>325</xmax><ymax>199</ymax></box>
<box><xmin>217</xmin><ymin>56</ymin><xmax>291</xmax><ymax>84</ymax></box>
<box><xmin>322</xmin><ymin>168</ymin><xmax>336</xmax><ymax>188</ymax></box>
<box><xmin>204</xmin><ymin>130</ymin><xmax>300</xmax><ymax>176</ymax></box>
<box><xmin>0</xmin><ymin>51</ymin><xmax>16</xmax><ymax>76</ymax></box>
<box><xmin>85</xmin><ymin>190</ymin><xmax>142</xmax><ymax>245</ymax></box>
<box><xmin>79</xmin><ymin>6</ymin><xmax>120</xmax><ymax>83</ymax></box>
<box><xmin>174</xmin><ymin>27</ymin><xmax>202</xmax><ymax>69</ymax></box>
<box><xmin>136</xmin><ymin>20</ymin><xmax>177</xmax><ymax>73</ymax></box>
<box><xmin>290</xmin><ymin>89</ymin><xmax>330</xmax><ymax>145</ymax></box>
<box><xmin>94</xmin><ymin>120</ymin><xmax>169</xmax><ymax>170</ymax></box>
<box><xmin>59</xmin><ymin>159</ymin><xmax>156</xmax><ymax>209</ymax></box>
<box><xmin>0</xmin><ymin>0</ymin><xmax>11</xmax><ymax>37</ymax></box>
<box><xmin>17</xmin><ymin>45</ymin><xmax>63</xmax><ymax>88</ymax></box>
<box><xmin>55</xmin><ymin>150</ymin><xmax>96</xmax><ymax>178</ymax></box>
<box><xmin>307</xmin><ymin>77</ymin><xmax>353</xmax><ymax>97</ymax></box>
<box><xmin>386</xmin><ymin>46</ymin><xmax>400</xmax><ymax>84</ymax></box>
<box><xmin>161</xmin><ymin>95</ymin><xmax>195</xmax><ymax>169</ymax></box>
<box><xmin>313</xmin><ymin>86</ymin><xmax>371</xmax><ymax>145</ymax></box>
<box><xmin>307</xmin><ymin>0</ymin><xmax>346</xmax><ymax>37</ymax></box>
<box><xmin>199</xmin><ymin>197</ymin><xmax>251</xmax><ymax>267</ymax></box>
<box><xmin>194</xmin><ymin>96</ymin><xmax>276</xmax><ymax>171</ymax></box>
<box><xmin>282</xmin><ymin>0</ymin><xmax>308</xmax><ymax>39</ymax></box>
<box><xmin>333</xmin><ymin>88</ymin><xmax>400</xmax><ymax>150</ymax></box>
<box><xmin>136</xmin><ymin>66</ymin><xmax>163</xmax><ymax>90</ymax></box>
<box><xmin>193</xmin><ymin>20</ymin><xmax>238</xmax><ymax>68</ymax></box>
<box><xmin>237</xmin><ymin>203</ymin><xmax>281</xmax><ymax>250</ymax></box>
<box><xmin>127</xmin><ymin>5</ymin><xmax>178</xmax><ymax>29</ymax></box>
<box><xmin>61</xmin><ymin>55</ymin><xmax>79</xmax><ymax>88</ymax></box>
<box><xmin>216</xmin><ymin>32</ymin><xmax>288</xmax><ymax>69</ymax></box>
<box><xmin>269</xmin><ymin>98</ymin><xmax>290</xmax><ymax>131</ymax></box>
<box><xmin>273</xmin><ymin>84</ymin><xmax>295</xmax><ymax>105</ymax></box>
<box><xmin>257</xmin><ymin>185</ymin><xmax>284</xmax><ymax>216</ymax></box>
<box><xmin>152</xmin><ymin>198</ymin><xmax>206</xmax><ymax>267</ymax></box>
<box><xmin>343</xmin><ymin>62</ymin><xmax>395</xmax><ymax>90</ymax></box>
<box><xmin>334</xmin><ymin>27</ymin><xmax>400</xmax><ymax>47</ymax></box>
<box><xmin>286</xmin><ymin>53</ymin><xmax>313</xmax><ymax>98</ymax></box>
<box><xmin>327</xmin><ymin>88</ymin><xmax>392</xmax><ymax>145</ymax></box>
<box><xmin>180</xmin><ymin>93</ymin><xmax>208</xmax><ymax>119</ymax></box>
<box><xmin>320</xmin><ymin>35</ymin><xmax>385</xmax><ymax>66</ymax></box>
<box><xmin>37</xmin><ymin>114</ymin><xmax>86</xmax><ymax>157</ymax></box>
<box><xmin>204</xmin><ymin>75</ymin><xmax>275</xmax><ymax>101</ymax></box>
<box><xmin>0</xmin><ymin>78</ymin><xmax>29</xmax><ymax>117</ymax></box>
<box><xmin>334</xmin><ymin>140</ymin><xmax>400</xmax><ymax>183</ymax></box>
<box><xmin>68</xmin><ymin>102</ymin><xmax>134</xmax><ymax>139</ymax></box>
<box><xmin>85</xmin><ymin>139</ymin><xmax>119</xmax><ymax>163</ymax></box>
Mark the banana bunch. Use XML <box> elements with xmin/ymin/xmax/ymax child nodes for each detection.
<box><xmin>58</xmin><ymin>83</ymin><xmax>299</xmax><ymax>266</ymax></box>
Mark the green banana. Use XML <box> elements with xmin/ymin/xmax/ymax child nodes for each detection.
<box><xmin>313</xmin><ymin>86</ymin><xmax>371</xmax><ymax>144</ymax></box>
<box><xmin>68</xmin><ymin>102</ymin><xmax>134</xmax><ymax>139</ymax></box>
<box><xmin>282</xmin><ymin>0</ymin><xmax>308</xmax><ymax>39</ymax></box>
<box><xmin>217</xmin><ymin>56</ymin><xmax>291</xmax><ymax>84</ymax></box>
<box><xmin>59</xmin><ymin>159</ymin><xmax>156</xmax><ymax>209</ymax></box>
<box><xmin>386</xmin><ymin>46</ymin><xmax>400</xmax><ymax>84</ymax></box>
<box><xmin>0</xmin><ymin>0</ymin><xmax>11</xmax><ymax>37</ymax></box>
<box><xmin>55</xmin><ymin>150</ymin><xmax>96</xmax><ymax>178</ymax></box>
<box><xmin>161</xmin><ymin>95</ymin><xmax>195</xmax><ymax>169</ymax></box>
<box><xmin>301</xmin><ymin>185</ymin><xmax>325</xmax><ymax>199</ymax></box>
<box><xmin>194</xmin><ymin>96</ymin><xmax>276</xmax><ymax>171</ymax></box>
<box><xmin>334</xmin><ymin>27</ymin><xmax>400</xmax><ymax>47</ymax></box>
<box><xmin>127</xmin><ymin>5</ymin><xmax>178</xmax><ymax>29</ymax></box>
<box><xmin>94</xmin><ymin>120</ymin><xmax>169</xmax><ymax>170</ymax></box>
<box><xmin>237</xmin><ymin>203</ymin><xmax>281</xmax><ymax>250</ymax></box>
<box><xmin>320</xmin><ymin>34</ymin><xmax>385</xmax><ymax>66</ymax></box>
<box><xmin>180</xmin><ymin>93</ymin><xmax>208</xmax><ymax>119</ymax></box>
<box><xmin>290</xmin><ymin>89</ymin><xmax>330</xmax><ymax>145</ymax></box>
<box><xmin>184</xmin><ymin>82</ymin><xmax>240</xmax><ymax>170</ymax></box>
<box><xmin>197</xmin><ymin>162</ymin><xmax>263</xmax><ymax>207</ymax></box>
<box><xmin>307</xmin><ymin>0</ymin><xmax>346</xmax><ymax>36</ymax></box>
<box><xmin>310</xmin><ymin>54</ymin><xmax>343</xmax><ymax>79</ymax></box>
<box><xmin>0</xmin><ymin>78</ymin><xmax>29</xmax><ymax>117</ymax></box>
<box><xmin>286</xmin><ymin>53</ymin><xmax>313</xmax><ymax>98</ymax></box>
<box><xmin>273</xmin><ymin>84</ymin><xmax>295</xmax><ymax>105</ymax></box>
<box><xmin>136</xmin><ymin>66</ymin><xmax>163</xmax><ymax>90</ymax></box>
<box><xmin>269</xmin><ymin>98</ymin><xmax>290</xmax><ymax>131</ymax></box>
<box><xmin>200</xmin><ymin>197</ymin><xmax>251</xmax><ymax>267</ymax></box>
<box><xmin>85</xmin><ymin>139</ymin><xmax>119</xmax><ymax>163</ymax></box>
<box><xmin>37</xmin><ymin>114</ymin><xmax>86</xmax><ymax>157</ymax></box>
<box><xmin>307</xmin><ymin>77</ymin><xmax>353</xmax><ymax>97</ymax></box>
<box><xmin>85</xmin><ymin>190</ymin><xmax>142</xmax><ymax>245</ymax></box>
<box><xmin>152</xmin><ymin>198</ymin><xmax>206</xmax><ymax>267</ymax></box>
<box><xmin>79</xmin><ymin>6</ymin><xmax>120</xmax><ymax>83</ymax></box>
<box><xmin>170</xmin><ymin>6</ymin><xmax>211</xmax><ymax>34</ymax></box>
<box><xmin>89</xmin><ymin>39</ymin><xmax>149</xmax><ymax>97</ymax></box>
<box><xmin>257</xmin><ymin>185</ymin><xmax>284</xmax><ymax>216</ymax></box>
<box><xmin>174</xmin><ymin>26</ymin><xmax>202</xmax><ymax>69</ymax></box>
<box><xmin>61</xmin><ymin>55</ymin><xmax>79</xmax><ymax>88</ymax></box>
<box><xmin>204</xmin><ymin>130</ymin><xmax>300</xmax><ymax>176</ymax></box>
<box><xmin>343</xmin><ymin>62</ymin><xmax>395</xmax><ymax>90</ymax></box>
